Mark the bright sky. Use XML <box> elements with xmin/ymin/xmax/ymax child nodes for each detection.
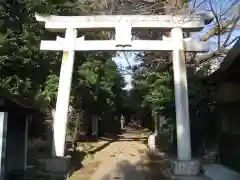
<box><xmin>112</xmin><ymin>52</ymin><xmax>137</xmax><ymax>90</ymax></box>
<box><xmin>113</xmin><ymin>0</ymin><xmax>240</xmax><ymax>90</ymax></box>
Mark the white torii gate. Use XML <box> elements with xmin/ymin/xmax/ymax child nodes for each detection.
<box><xmin>36</xmin><ymin>14</ymin><xmax>210</xmax><ymax>174</ymax></box>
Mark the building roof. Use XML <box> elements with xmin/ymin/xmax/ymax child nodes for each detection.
<box><xmin>0</xmin><ymin>89</ymin><xmax>47</xmax><ymax>110</ymax></box>
<box><xmin>208</xmin><ymin>38</ymin><xmax>240</xmax><ymax>83</ymax></box>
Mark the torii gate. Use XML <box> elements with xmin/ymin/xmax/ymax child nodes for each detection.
<box><xmin>36</xmin><ymin>13</ymin><xmax>211</xmax><ymax>176</ymax></box>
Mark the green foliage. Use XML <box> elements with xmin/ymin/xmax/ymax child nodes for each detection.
<box><xmin>76</xmin><ymin>56</ymin><xmax>125</xmax><ymax>114</ymax></box>
<box><xmin>0</xmin><ymin>0</ymin><xmax>217</xmax><ymax>141</ymax></box>
<box><xmin>133</xmin><ymin>69</ymin><xmax>173</xmax><ymax>115</ymax></box>
<box><xmin>0</xmin><ymin>0</ymin><xmax>125</xmax><ymax>137</ymax></box>
<box><xmin>0</xmin><ymin>0</ymin><xmax>61</xmax><ymax>106</ymax></box>
<box><xmin>40</xmin><ymin>74</ymin><xmax>59</xmax><ymax>105</ymax></box>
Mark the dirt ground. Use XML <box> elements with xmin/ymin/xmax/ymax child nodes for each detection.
<box><xmin>69</xmin><ymin>128</ymin><xmax>170</xmax><ymax>180</ymax></box>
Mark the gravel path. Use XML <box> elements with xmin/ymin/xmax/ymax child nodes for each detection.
<box><xmin>69</xmin><ymin>128</ymin><xmax>149</xmax><ymax>180</ymax></box>
<box><xmin>90</xmin><ymin>129</ymin><xmax>148</xmax><ymax>180</ymax></box>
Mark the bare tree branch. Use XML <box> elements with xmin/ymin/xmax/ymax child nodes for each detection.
<box><xmin>196</xmin><ymin>48</ymin><xmax>229</xmax><ymax>64</ymax></box>
<box><xmin>196</xmin><ymin>2</ymin><xmax>240</xmax><ymax>64</ymax></box>
<box><xmin>209</xmin><ymin>0</ymin><xmax>221</xmax><ymax>49</ymax></box>
<box><xmin>200</xmin><ymin>19</ymin><xmax>235</xmax><ymax>42</ymax></box>
<box><xmin>84</xmin><ymin>0</ymin><xmax>239</xmax><ymax>69</ymax></box>
<box><xmin>224</xmin><ymin>36</ymin><xmax>240</xmax><ymax>47</ymax></box>
<box><xmin>200</xmin><ymin>2</ymin><xmax>239</xmax><ymax>42</ymax></box>
<box><xmin>222</xmin><ymin>15</ymin><xmax>240</xmax><ymax>47</ymax></box>
<box><xmin>220</xmin><ymin>0</ymin><xmax>238</xmax><ymax>18</ymax></box>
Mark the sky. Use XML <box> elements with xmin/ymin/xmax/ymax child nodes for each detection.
<box><xmin>112</xmin><ymin>52</ymin><xmax>137</xmax><ymax>90</ymax></box>
<box><xmin>112</xmin><ymin>0</ymin><xmax>240</xmax><ymax>90</ymax></box>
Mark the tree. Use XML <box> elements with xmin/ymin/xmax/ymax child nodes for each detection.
<box><xmin>128</xmin><ymin>59</ymin><xmax>174</xmax><ymax>131</ymax></box>
<box><xmin>0</xmin><ymin>0</ymin><xmax>126</xmax><ymax>140</ymax></box>
<box><xmin>194</xmin><ymin>0</ymin><xmax>240</xmax><ymax>65</ymax></box>
<box><xmin>0</xmin><ymin>0</ymin><xmax>83</xmax><ymax>109</ymax></box>
<box><xmin>73</xmin><ymin>55</ymin><xmax>125</xmax><ymax>135</ymax></box>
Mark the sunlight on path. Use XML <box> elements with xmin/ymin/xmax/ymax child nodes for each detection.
<box><xmin>69</xmin><ymin>128</ymin><xmax>149</xmax><ymax>180</ymax></box>
<box><xmin>91</xmin><ymin>129</ymin><xmax>148</xmax><ymax>180</ymax></box>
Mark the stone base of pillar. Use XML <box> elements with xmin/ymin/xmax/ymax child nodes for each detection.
<box><xmin>171</xmin><ymin>159</ymin><xmax>200</xmax><ymax>176</ymax></box>
<box><xmin>42</xmin><ymin>157</ymin><xmax>70</xmax><ymax>174</ymax></box>
<box><xmin>171</xmin><ymin>175</ymin><xmax>210</xmax><ymax>180</ymax></box>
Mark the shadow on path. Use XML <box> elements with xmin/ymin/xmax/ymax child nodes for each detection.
<box><xmin>69</xmin><ymin>127</ymin><xmax>154</xmax><ymax>180</ymax></box>
<box><xmin>100</xmin><ymin>160</ymin><xmax>145</xmax><ymax>180</ymax></box>
<box><xmin>143</xmin><ymin>151</ymin><xmax>170</xmax><ymax>180</ymax></box>
<box><xmin>98</xmin><ymin>152</ymin><xmax>170</xmax><ymax>180</ymax></box>
<box><xmin>88</xmin><ymin>128</ymin><xmax>149</xmax><ymax>155</ymax></box>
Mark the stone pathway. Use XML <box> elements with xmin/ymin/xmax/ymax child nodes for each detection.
<box><xmin>90</xmin><ymin>129</ymin><xmax>148</xmax><ymax>180</ymax></box>
<box><xmin>69</xmin><ymin>128</ymin><xmax>149</xmax><ymax>180</ymax></box>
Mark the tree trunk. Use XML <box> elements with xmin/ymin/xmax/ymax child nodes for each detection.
<box><xmin>154</xmin><ymin>114</ymin><xmax>158</xmax><ymax>134</ymax></box>
<box><xmin>72</xmin><ymin>113</ymin><xmax>80</xmax><ymax>150</ymax></box>
<box><xmin>153</xmin><ymin>107</ymin><xmax>159</xmax><ymax>135</ymax></box>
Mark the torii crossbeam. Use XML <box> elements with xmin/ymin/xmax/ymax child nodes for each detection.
<box><xmin>36</xmin><ymin>14</ymin><xmax>211</xmax><ymax>176</ymax></box>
